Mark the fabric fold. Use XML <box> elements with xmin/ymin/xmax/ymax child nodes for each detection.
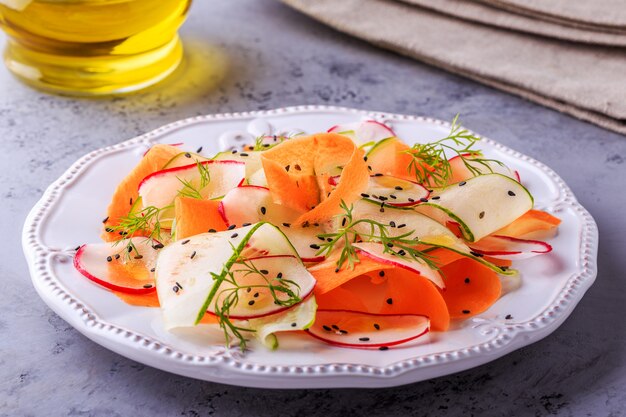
<box><xmin>282</xmin><ymin>0</ymin><xmax>626</xmax><ymax>135</ymax></box>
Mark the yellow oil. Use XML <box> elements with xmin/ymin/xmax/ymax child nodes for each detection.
<box><xmin>0</xmin><ymin>0</ymin><xmax>192</xmax><ymax>95</ymax></box>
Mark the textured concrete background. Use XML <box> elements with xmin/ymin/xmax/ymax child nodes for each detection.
<box><xmin>1</xmin><ymin>1</ymin><xmax>625</xmax><ymax>416</ymax></box>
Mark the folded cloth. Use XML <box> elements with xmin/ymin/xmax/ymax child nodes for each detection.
<box><xmin>282</xmin><ymin>0</ymin><xmax>626</xmax><ymax>135</ymax></box>
<box><xmin>401</xmin><ymin>0</ymin><xmax>626</xmax><ymax>46</ymax></box>
<box><xmin>476</xmin><ymin>0</ymin><xmax>626</xmax><ymax>31</ymax></box>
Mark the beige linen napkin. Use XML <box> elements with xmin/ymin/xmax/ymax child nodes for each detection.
<box><xmin>402</xmin><ymin>0</ymin><xmax>626</xmax><ymax>46</ymax></box>
<box><xmin>476</xmin><ymin>0</ymin><xmax>626</xmax><ymax>31</ymax></box>
<box><xmin>283</xmin><ymin>0</ymin><xmax>626</xmax><ymax>135</ymax></box>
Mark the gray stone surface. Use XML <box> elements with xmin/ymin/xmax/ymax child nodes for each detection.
<box><xmin>1</xmin><ymin>0</ymin><xmax>625</xmax><ymax>416</ymax></box>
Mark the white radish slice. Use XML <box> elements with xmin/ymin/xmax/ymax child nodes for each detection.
<box><xmin>247</xmin><ymin>295</ymin><xmax>317</xmax><ymax>349</ymax></box>
<box><xmin>468</xmin><ymin>235</ymin><xmax>552</xmax><ymax>260</ymax></box>
<box><xmin>247</xmin><ymin>168</ymin><xmax>268</xmax><ymax>187</ymax></box>
<box><xmin>74</xmin><ymin>237</ymin><xmax>161</xmax><ymax>294</ymax></box>
<box><xmin>219</xmin><ymin>186</ymin><xmax>324</xmax><ymax>261</ymax></box>
<box><xmin>213</xmin><ymin>150</ymin><xmax>263</xmax><ymax>178</ymax></box>
<box><xmin>415</xmin><ymin>174</ymin><xmax>534</xmax><ymax>242</ymax></box>
<box><xmin>242</xmin><ymin>134</ymin><xmax>290</xmax><ymax>151</ymax></box>
<box><xmin>204</xmin><ymin>255</ymin><xmax>316</xmax><ymax>319</ymax></box>
<box><xmin>353</xmin><ymin>241</ymin><xmax>445</xmax><ymax>289</ymax></box>
<box><xmin>308</xmin><ymin>310</ymin><xmax>429</xmax><ymax>349</ymax></box>
<box><xmin>156</xmin><ymin>223</ymin><xmax>306</xmax><ymax>329</ymax></box>
<box><xmin>330</xmin><ymin>175</ymin><xmax>429</xmax><ymax>207</ymax></box>
<box><xmin>447</xmin><ymin>154</ymin><xmax>520</xmax><ymax>185</ymax></box>
<box><xmin>328</xmin><ymin>120</ymin><xmax>396</xmax><ymax>146</ymax></box>
<box><xmin>138</xmin><ymin>160</ymin><xmax>245</xmax><ymax>210</ymax></box>
<box><xmin>218</xmin><ymin>185</ymin><xmax>302</xmax><ymax>227</ymax></box>
<box><xmin>350</xmin><ymin>199</ymin><xmax>464</xmax><ymax>248</ymax></box>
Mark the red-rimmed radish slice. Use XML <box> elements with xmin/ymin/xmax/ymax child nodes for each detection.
<box><xmin>156</xmin><ymin>223</ymin><xmax>309</xmax><ymax>328</ymax></box>
<box><xmin>218</xmin><ymin>185</ymin><xmax>302</xmax><ymax>226</ymax></box>
<box><xmin>138</xmin><ymin>160</ymin><xmax>245</xmax><ymax>210</ymax></box>
<box><xmin>308</xmin><ymin>310</ymin><xmax>429</xmax><ymax>349</ymax></box>
<box><xmin>468</xmin><ymin>235</ymin><xmax>552</xmax><ymax>260</ymax></box>
<box><xmin>74</xmin><ymin>237</ymin><xmax>160</xmax><ymax>294</ymax></box>
<box><xmin>353</xmin><ymin>242</ymin><xmax>445</xmax><ymax>289</ymax></box>
<box><xmin>214</xmin><ymin>150</ymin><xmax>263</xmax><ymax>178</ymax></box>
<box><xmin>447</xmin><ymin>154</ymin><xmax>519</xmax><ymax>185</ymax></box>
<box><xmin>330</xmin><ymin>175</ymin><xmax>429</xmax><ymax>207</ymax></box>
<box><xmin>328</xmin><ymin>120</ymin><xmax>395</xmax><ymax>146</ymax></box>
<box><xmin>281</xmin><ymin>226</ymin><xmax>327</xmax><ymax>263</ymax></box>
<box><xmin>204</xmin><ymin>255</ymin><xmax>316</xmax><ymax>319</ymax></box>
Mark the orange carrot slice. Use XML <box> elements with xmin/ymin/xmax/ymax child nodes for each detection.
<box><xmin>102</xmin><ymin>144</ymin><xmax>181</xmax><ymax>242</ymax></box>
<box><xmin>439</xmin><ymin>258</ymin><xmax>502</xmax><ymax>319</ymax></box>
<box><xmin>494</xmin><ymin>209</ymin><xmax>561</xmax><ymax>238</ymax></box>
<box><xmin>112</xmin><ymin>291</ymin><xmax>160</xmax><ymax>307</ymax></box>
<box><xmin>174</xmin><ymin>197</ymin><xmax>227</xmax><ymax>240</ymax></box>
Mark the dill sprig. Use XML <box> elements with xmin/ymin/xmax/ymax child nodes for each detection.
<box><xmin>315</xmin><ymin>201</ymin><xmax>438</xmax><ymax>271</ymax></box>
<box><xmin>405</xmin><ymin>114</ymin><xmax>505</xmax><ymax>186</ymax></box>
<box><xmin>177</xmin><ymin>161</ymin><xmax>211</xmax><ymax>200</ymax></box>
<box><xmin>208</xmin><ymin>245</ymin><xmax>302</xmax><ymax>350</ymax></box>
<box><xmin>111</xmin><ymin>204</ymin><xmax>171</xmax><ymax>258</ymax></box>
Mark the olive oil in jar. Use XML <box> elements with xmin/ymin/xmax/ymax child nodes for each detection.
<box><xmin>0</xmin><ymin>0</ymin><xmax>192</xmax><ymax>95</ymax></box>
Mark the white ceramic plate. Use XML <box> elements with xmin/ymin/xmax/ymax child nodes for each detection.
<box><xmin>22</xmin><ymin>106</ymin><xmax>598</xmax><ymax>389</ymax></box>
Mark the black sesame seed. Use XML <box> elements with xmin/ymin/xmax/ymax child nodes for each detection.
<box><xmin>246</xmin><ymin>287</ymin><xmax>252</xmax><ymax>293</ymax></box>
<box><xmin>277</xmin><ymin>272</ymin><xmax>283</xmax><ymax>279</ymax></box>
<box><xmin>374</xmin><ymin>323</ymin><xmax>380</xmax><ymax>330</ymax></box>
<box><xmin>294</xmin><ymin>164</ymin><xmax>302</xmax><ymax>171</ymax></box>
<box><xmin>508</xmin><ymin>190</ymin><xmax>516</xmax><ymax>196</ymax></box>
<box><xmin>374</xmin><ymin>173</ymin><xmax>383</xmax><ymax>177</ymax></box>
<box><xmin>153</xmin><ymin>243</ymin><xmax>164</xmax><ymax>249</ymax></box>
<box><xmin>208</xmin><ymin>228</ymin><xmax>217</xmax><ymax>233</ymax></box>
<box><xmin>331</xmin><ymin>325</ymin><xmax>339</xmax><ymax>330</ymax></box>
<box><xmin>386</xmin><ymin>298</ymin><xmax>393</xmax><ymax>305</ymax></box>
<box><xmin>339</xmin><ymin>330</ymin><xmax>348</xmax><ymax>335</ymax></box>
<box><xmin>74</xmin><ymin>245</ymin><xmax>81</xmax><ymax>251</ymax></box>
<box><xmin>379</xmin><ymin>346</ymin><xmax>389</xmax><ymax>351</ymax></box>
<box><xmin>359</xmin><ymin>337</ymin><xmax>370</xmax><ymax>342</ymax></box>
<box><xmin>231</xmin><ymin>150</ymin><xmax>238</xmax><ymax>154</ymax></box>
<box><xmin>314</xmin><ymin>223</ymin><xmax>320</xmax><ymax>227</ymax></box>
<box><xmin>143</xmin><ymin>284</ymin><xmax>153</xmax><ymax>289</ymax></box>
<box><xmin>389</xmin><ymin>194</ymin><xmax>397</xmax><ymax>199</ymax></box>
<box><xmin>397</xmin><ymin>224</ymin><xmax>406</xmax><ymax>228</ymax></box>
<box><xmin>260</xmin><ymin>206</ymin><xmax>266</xmax><ymax>215</ymax></box>
<box><xmin>102</xmin><ymin>216</ymin><xmax>109</xmax><ymax>223</ymax></box>
<box><xmin>254</xmin><ymin>292</ymin><xmax>260</xmax><ymax>298</ymax></box>
<box><xmin>129</xmin><ymin>197</ymin><xmax>133</xmax><ymax>205</ymax></box>
<box><xmin>363</xmin><ymin>156</ymin><xmax>368</xmax><ymax>162</ymax></box>
<box><xmin>408</xmin><ymin>198</ymin><xmax>415</xmax><ymax>203</ymax></box>
<box><xmin>184</xmin><ymin>152</ymin><xmax>191</xmax><ymax>158</ymax></box>
<box><xmin>389</xmin><ymin>221</ymin><xmax>396</xmax><ymax>228</ymax></box>
<box><xmin>248</xmin><ymin>300</ymin><xmax>255</xmax><ymax>306</ymax></box>
<box><xmin>386</xmin><ymin>242</ymin><xmax>393</xmax><ymax>248</ymax></box>
<box><xmin>228</xmin><ymin>224</ymin><xmax>236</xmax><ymax>230</ymax></box>
<box><xmin>309</xmin><ymin>244</ymin><xmax>321</xmax><ymax>249</ymax></box>
<box><xmin>431</xmin><ymin>196</ymin><xmax>440</xmax><ymax>200</ymax></box>
<box><xmin>134</xmin><ymin>255</ymin><xmax>143</xmax><ymax>260</ymax></box>
<box><xmin>150</xmin><ymin>268</ymin><xmax>155</xmax><ymax>272</ymax></box>
<box><xmin>291</xmin><ymin>322</ymin><xmax>297</xmax><ymax>327</ymax></box>
<box><xmin>282</xmin><ymin>222</ymin><xmax>291</xmax><ymax>228</ymax></box>
<box><xmin>379</xmin><ymin>271</ymin><xmax>385</xmax><ymax>277</ymax></box>
<box><xmin>459</xmin><ymin>181</ymin><xmax>467</xmax><ymax>186</ymax></box>
<box><xmin>181</xmin><ymin>239</ymin><xmax>190</xmax><ymax>245</ymax></box>
<box><xmin>317</xmin><ymin>235</ymin><xmax>326</xmax><ymax>241</ymax></box>
<box><xmin>285</xmin><ymin>165</ymin><xmax>290</xmax><ymax>172</ymax></box>
<box><xmin>395</xmin><ymin>186</ymin><xmax>403</xmax><ymax>190</ymax></box>
<box><xmin>479</xmin><ymin>211</ymin><xmax>485</xmax><ymax>219</ymax></box>
<box><xmin>127</xmin><ymin>246</ymin><xmax>133</xmax><ymax>253</ymax></box>
<box><xmin>341</xmin><ymin>217</ymin><xmax>347</xmax><ymax>227</ymax></box>
<box><xmin>242</xmin><ymin>222</ymin><xmax>251</xmax><ymax>227</ymax></box>
<box><xmin>176</xmin><ymin>282</ymin><xmax>183</xmax><ymax>289</ymax></box>
<box><xmin>260</xmin><ymin>269</ymin><xmax>269</xmax><ymax>274</ymax></box>
<box><xmin>464</xmin><ymin>277</ymin><xmax>470</xmax><ymax>284</ymax></box>
<box><xmin>240</xmin><ymin>153</ymin><xmax>249</xmax><ymax>157</ymax></box>
<box><xmin>368</xmin><ymin>166</ymin><xmax>373</xmax><ymax>171</ymax></box>
<box><xmin>360</xmin><ymin>193</ymin><xmax>370</xmax><ymax>198</ymax></box>
<box><xmin>378</xmin><ymin>196</ymin><xmax>388</xmax><ymax>201</ymax></box>
<box><xmin>327</xmin><ymin>238</ymin><xmax>333</xmax><ymax>242</ymax></box>
<box><xmin>190</xmin><ymin>251</ymin><xmax>197</xmax><ymax>259</ymax></box>
<box><xmin>398</xmin><ymin>249</ymin><xmax>406</xmax><ymax>256</ymax></box>
<box><xmin>105</xmin><ymin>227</ymin><xmax>114</xmax><ymax>233</ymax></box>
<box><xmin>334</xmin><ymin>268</ymin><xmax>340</xmax><ymax>273</ymax></box>
<box><xmin>196</xmin><ymin>146</ymin><xmax>203</xmax><ymax>153</ymax></box>
<box><xmin>231</xmin><ymin>233</ymin><xmax>238</xmax><ymax>239</ymax></box>
<box><xmin>420</xmin><ymin>197</ymin><xmax>428</xmax><ymax>203</ymax></box>
<box><xmin>263</xmin><ymin>143</ymin><xmax>270</xmax><ymax>148</ymax></box>
<box><xmin>106</xmin><ymin>256</ymin><xmax>112</xmax><ymax>262</ymax></box>
<box><xmin>505</xmin><ymin>314</ymin><xmax>513</xmax><ymax>320</ymax></box>
<box><xmin>462</xmin><ymin>310</ymin><xmax>471</xmax><ymax>314</ymax></box>
<box><xmin>173</xmin><ymin>286</ymin><xmax>179</xmax><ymax>293</ymax></box>
<box><xmin>323</xmin><ymin>325</ymin><xmax>332</xmax><ymax>331</ymax></box>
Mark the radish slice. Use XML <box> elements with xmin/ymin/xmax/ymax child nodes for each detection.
<box><xmin>468</xmin><ymin>235</ymin><xmax>552</xmax><ymax>260</ymax></box>
<box><xmin>353</xmin><ymin>241</ymin><xmax>445</xmax><ymax>289</ymax></box>
<box><xmin>74</xmin><ymin>237</ymin><xmax>160</xmax><ymax>294</ymax></box>
<box><xmin>156</xmin><ymin>223</ymin><xmax>311</xmax><ymax>329</ymax></box>
<box><xmin>330</xmin><ymin>175</ymin><xmax>429</xmax><ymax>207</ymax></box>
<box><xmin>328</xmin><ymin>120</ymin><xmax>395</xmax><ymax>146</ymax></box>
<box><xmin>308</xmin><ymin>310</ymin><xmax>429</xmax><ymax>349</ymax></box>
<box><xmin>218</xmin><ymin>185</ymin><xmax>302</xmax><ymax>226</ymax></box>
<box><xmin>247</xmin><ymin>295</ymin><xmax>317</xmax><ymax>349</ymax></box>
<box><xmin>219</xmin><ymin>186</ymin><xmax>323</xmax><ymax>261</ymax></box>
<box><xmin>214</xmin><ymin>150</ymin><xmax>263</xmax><ymax>178</ymax></box>
<box><xmin>138</xmin><ymin>160</ymin><xmax>245</xmax><ymax>210</ymax></box>
<box><xmin>447</xmin><ymin>154</ymin><xmax>519</xmax><ymax>185</ymax></box>
<box><xmin>242</xmin><ymin>135</ymin><xmax>290</xmax><ymax>151</ymax></box>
